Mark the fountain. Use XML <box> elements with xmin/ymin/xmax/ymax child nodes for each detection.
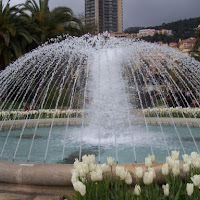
<box><xmin>0</xmin><ymin>33</ymin><xmax>200</xmax><ymax>169</ymax></box>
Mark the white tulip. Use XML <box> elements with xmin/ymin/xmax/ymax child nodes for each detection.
<box><xmin>101</xmin><ymin>163</ymin><xmax>110</xmax><ymax>173</ymax></box>
<box><xmin>135</xmin><ymin>167</ymin><xmax>143</xmax><ymax>179</ymax></box>
<box><xmin>190</xmin><ymin>152</ymin><xmax>199</xmax><ymax>160</ymax></box>
<box><xmin>82</xmin><ymin>163</ymin><xmax>89</xmax><ymax>174</ymax></box>
<box><xmin>88</xmin><ymin>154</ymin><xmax>95</xmax><ymax>164</ymax></box>
<box><xmin>75</xmin><ymin>164</ymin><xmax>86</xmax><ymax>177</ymax></box>
<box><xmin>174</xmin><ymin>160</ymin><xmax>180</xmax><ymax>167</ymax></box>
<box><xmin>82</xmin><ymin>155</ymin><xmax>90</xmax><ymax>165</ymax></box>
<box><xmin>116</xmin><ymin>166</ymin><xmax>128</xmax><ymax>180</ymax></box>
<box><xmin>182</xmin><ymin>154</ymin><xmax>189</xmax><ymax>163</ymax></box>
<box><xmin>73</xmin><ymin>181</ymin><xmax>86</xmax><ymax>196</ymax></box>
<box><xmin>191</xmin><ymin>175</ymin><xmax>200</xmax><ymax>187</ymax></box>
<box><xmin>192</xmin><ymin>158</ymin><xmax>200</xmax><ymax>169</ymax></box>
<box><xmin>183</xmin><ymin>163</ymin><xmax>190</xmax><ymax>173</ymax></box>
<box><xmin>90</xmin><ymin>168</ymin><xmax>103</xmax><ymax>182</ymax></box>
<box><xmin>143</xmin><ymin>171</ymin><xmax>153</xmax><ymax>185</ymax></box>
<box><xmin>171</xmin><ymin>151</ymin><xmax>179</xmax><ymax>160</ymax></box>
<box><xmin>186</xmin><ymin>183</ymin><xmax>194</xmax><ymax>196</ymax></box>
<box><xmin>71</xmin><ymin>169</ymin><xmax>79</xmax><ymax>184</ymax></box>
<box><xmin>145</xmin><ymin>157</ymin><xmax>152</xmax><ymax>168</ymax></box>
<box><xmin>133</xmin><ymin>184</ymin><xmax>141</xmax><ymax>196</ymax></box>
<box><xmin>148</xmin><ymin>154</ymin><xmax>155</xmax><ymax>163</ymax></box>
<box><xmin>161</xmin><ymin>163</ymin><xmax>169</xmax><ymax>176</ymax></box>
<box><xmin>172</xmin><ymin>165</ymin><xmax>180</xmax><ymax>176</ymax></box>
<box><xmin>166</xmin><ymin>156</ymin><xmax>175</xmax><ymax>169</ymax></box>
<box><xmin>74</xmin><ymin>159</ymin><xmax>81</xmax><ymax>169</ymax></box>
<box><xmin>148</xmin><ymin>167</ymin><xmax>156</xmax><ymax>179</ymax></box>
<box><xmin>116</xmin><ymin>166</ymin><xmax>125</xmax><ymax>177</ymax></box>
<box><xmin>125</xmin><ymin>172</ymin><xmax>132</xmax><ymax>185</ymax></box>
<box><xmin>162</xmin><ymin>184</ymin><xmax>169</xmax><ymax>196</ymax></box>
<box><xmin>89</xmin><ymin>163</ymin><xmax>96</xmax><ymax>172</ymax></box>
<box><xmin>107</xmin><ymin>157</ymin><xmax>115</xmax><ymax>167</ymax></box>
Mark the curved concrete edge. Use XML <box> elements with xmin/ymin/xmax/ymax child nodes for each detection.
<box><xmin>0</xmin><ymin>161</ymin><xmax>74</xmax><ymax>186</ymax></box>
<box><xmin>1</xmin><ymin>117</ymin><xmax>200</xmax><ymax>130</ymax></box>
<box><xmin>0</xmin><ymin>160</ymin><xmax>185</xmax><ymax>186</ymax></box>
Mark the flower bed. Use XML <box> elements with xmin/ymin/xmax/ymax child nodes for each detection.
<box><xmin>144</xmin><ymin>107</ymin><xmax>200</xmax><ymax>118</ymax></box>
<box><xmin>67</xmin><ymin>151</ymin><xmax>200</xmax><ymax>200</ymax></box>
<box><xmin>0</xmin><ymin>109</ymin><xmax>83</xmax><ymax>121</ymax></box>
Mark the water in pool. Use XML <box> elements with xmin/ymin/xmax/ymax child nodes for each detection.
<box><xmin>0</xmin><ymin>124</ymin><xmax>199</xmax><ymax>164</ymax></box>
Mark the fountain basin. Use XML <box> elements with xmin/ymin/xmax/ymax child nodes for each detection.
<box><xmin>0</xmin><ymin>122</ymin><xmax>200</xmax><ymax>164</ymax></box>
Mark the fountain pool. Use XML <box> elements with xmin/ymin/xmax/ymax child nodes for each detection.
<box><xmin>0</xmin><ymin>124</ymin><xmax>200</xmax><ymax>163</ymax></box>
<box><xmin>0</xmin><ymin>33</ymin><xmax>200</xmax><ymax>164</ymax></box>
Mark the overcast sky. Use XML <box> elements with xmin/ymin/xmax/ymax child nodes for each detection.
<box><xmin>3</xmin><ymin>0</ymin><xmax>200</xmax><ymax>29</ymax></box>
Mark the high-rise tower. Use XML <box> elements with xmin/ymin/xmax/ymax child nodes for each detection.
<box><xmin>85</xmin><ymin>0</ymin><xmax>123</xmax><ymax>33</ymax></box>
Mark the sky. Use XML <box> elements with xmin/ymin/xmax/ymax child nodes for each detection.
<box><xmin>3</xmin><ymin>0</ymin><xmax>200</xmax><ymax>30</ymax></box>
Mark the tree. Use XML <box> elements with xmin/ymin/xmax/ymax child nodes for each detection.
<box><xmin>0</xmin><ymin>0</ymin><xmax>39</xmax><ymax>70</ymax></box>
<box><xmin>77</xmin><ymin>13</ymin><xmax>97</xmax><ymax>35</ymax></box>
<box><xmin>22</xmin><ymin>0</ymin><xmax>82</xmax><ymax>42</ymax></box>
<box><xmin>192</xmin><ymin>28</ymin><xmax>200</xmax><ymax>61</ymax></box>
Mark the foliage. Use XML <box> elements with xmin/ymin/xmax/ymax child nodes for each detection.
<box><xmin>0</xmin><ymin>0</ymin><xmax>38</xmax><ymax>69</ymax></box>
<box><xmin>77</xmin><ymin>13</ymin><xmax>97</xmax><ymax>35</ymax></box>
<box><xmin>22</xmin><ymin>0</ymin><xmax>81</xmax><ymax>41</ymax></box>
<box><xmin>125</xmin><ymin>17</ymin><xmax>200</xmax><ymax>43</ymax></box>
<box><xmin>191</xmin><ymin>29</ymin><xmax>200</xmax><ymax>61</ymax></box>
<box><xmin>0</xmin><ymin>0</ymin><xmax>82</xmax><ymax>70</ymax></box>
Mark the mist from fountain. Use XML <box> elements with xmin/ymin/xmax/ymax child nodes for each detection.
<box><xmin>0</xmin><ymin>33</ymin><xmax>200</xmax><ymax>163</ymax></box>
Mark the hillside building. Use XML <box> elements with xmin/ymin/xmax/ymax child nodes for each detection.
<box><xmin>137</xmin><ymin>29</ymin><xmax>172</xmax><ymax>38</ymax></box>
<box><xmin>178</xmin><ymin>38</ymin><xmax>196</xmax><ymax>54</ymax></box>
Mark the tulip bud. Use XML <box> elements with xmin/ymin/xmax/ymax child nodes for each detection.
<box><xmin>190</xmin><ymin>152</ymin><xmax>199</xmax><ymax>160</ymax></box>
<box><xmin>88</xmin><ymin>154</ymin><xmax>95</xmax><ymax>164</ymax></box>
<box><xmin>182</xmin><ymin>154</ymin><xmax>189</xmax><ymax>163</ymax></box>
<box><xmin>171</xmin><ymin>151</ymin><xmax>179</xmax><ymax>160</ymax></box>
<box><xmin>135</xmin><ymin>167</ymin><xmax>143</xmax><ymax>179</ymax></box>
<box><xmin>89</xmin><ymin>163</ymin><xmax>96</xmax><ymax>172</ymax></box>
<box><xmin>148</xmin><ymin>167</ymin><xmax>156</xmax><ymax>179</ymax></box>
<box><xmin>192</xmin><ymin>158</ymin><xmax>200</xmax><ymax>169</ymax></box>
<box><xmin>90</xmin><ymin>168</ymin><xmax>103</xmax><ymax>182</ymax></box>
<box><xmin>107</xmin><ymin>157</ymin><xmax>115</xmax><ymax>167</ymax></box>
<box><xmin>172</xmin><ymin>165</ymin><xmax>180</xmax><ymax>176</ymax></box>
<box><xmin>133</xmin><ymin>184</ymin><xmax>141</xmax><ymax>196</ymax></box>
<box><xmin>186</xmin><ymin>183</ymin><xmax>194</xmax><ymax>196</ymax></box>
<box><xmin>82</xmin><ymin>155</ymin><xmax>90</xmax><ymax>165</ymax></box>
<box><xmin>161</xmin><ymin>163</ymin><xmax>169</xmax><ymax>176</ymax></box>
<box><xmin>125</xmin><ymin>172</ymin><xmax>132</xmax><ymax>185</ymax></box>
<box><xmin>166</xmin><ymin>156</ymin><xmax>175</xmax><ymax>169</ymax></box>
<box><xmin>148</xmin><ymin>154</ymin><xmax>155</xmax><ymax>163</ymax></box>
<box><xmin>73</xmin><ymin>181</ymin><xmax>86</xmax><ymax>196</ymax></box>
<box><xmin>143</xmin><ymin>172</ymin><xmax>153</xmax><ymax>185</ymax></box>
<box><xmin>191</xmin><ymin>175</ymin><xmax>200</xmax><ymax>187</ymax></box>
<box><xmin>101</xmin><ymin>163</ymin><xmax>110</xmax><ymax>173</ymax></box>
<box><xmin>183</xmin><ymin>163</ymin><xmax>190</xmax><ymax>173</ymax></box>
<box><xmin>145</xmin><ymin>157</ymin><xmax>152</xmax><ymax>168</ymax></box>
<box><xmin>162</xmin><ymin>184</ymin><xmax>169</xmax><ymax>196</ymax></box>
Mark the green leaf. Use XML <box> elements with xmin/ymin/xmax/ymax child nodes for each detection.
<box><xmin>174</xmin><ymin>180</ymin><xmax>182</xmax><ymax>200</ymax></box>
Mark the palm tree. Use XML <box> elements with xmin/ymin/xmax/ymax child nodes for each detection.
<box><xmin>22</xmin><ymin>0</ymin><xmax>82</xmax><ymax>42</ymax></box>
<box><xmin>0</xmin><ymin>0</ymin><xmax>40</xmax><ymax>70</ymax></box>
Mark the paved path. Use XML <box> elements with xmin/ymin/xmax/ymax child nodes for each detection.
<box><xmin>0</xmin><ymin>183</ymin><xmax>73</xmax><ymax>200</ymax></box>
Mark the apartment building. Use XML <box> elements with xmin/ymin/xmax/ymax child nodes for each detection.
<box><xmin>137</xmin><ymin>29</ymin><xmax>173</xmax><ymax>38</ymax></box>
<box><xmin>85</xmin><ymin>0</ymin><xmax>123</xmax><ymax>33</ymax></box>
<box><xmin>178</xmin><ymin>38</ymin><xmax>196</xmax><ymax>54</ymax></box>
<box><xmin>137</xmin><ymin>29</ymin><xmax>156</xmax><ymax>37</ymax></box>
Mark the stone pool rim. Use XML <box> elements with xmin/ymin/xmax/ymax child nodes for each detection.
<box><xmin>0</xmin><ymin>117</ymin><xmax>200</xmax><ymax>130</ymax></box>
<box><xmin>0</xmin><ymin>160</ymin><xmax>177</xmax><ymax>187</ymax></box>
